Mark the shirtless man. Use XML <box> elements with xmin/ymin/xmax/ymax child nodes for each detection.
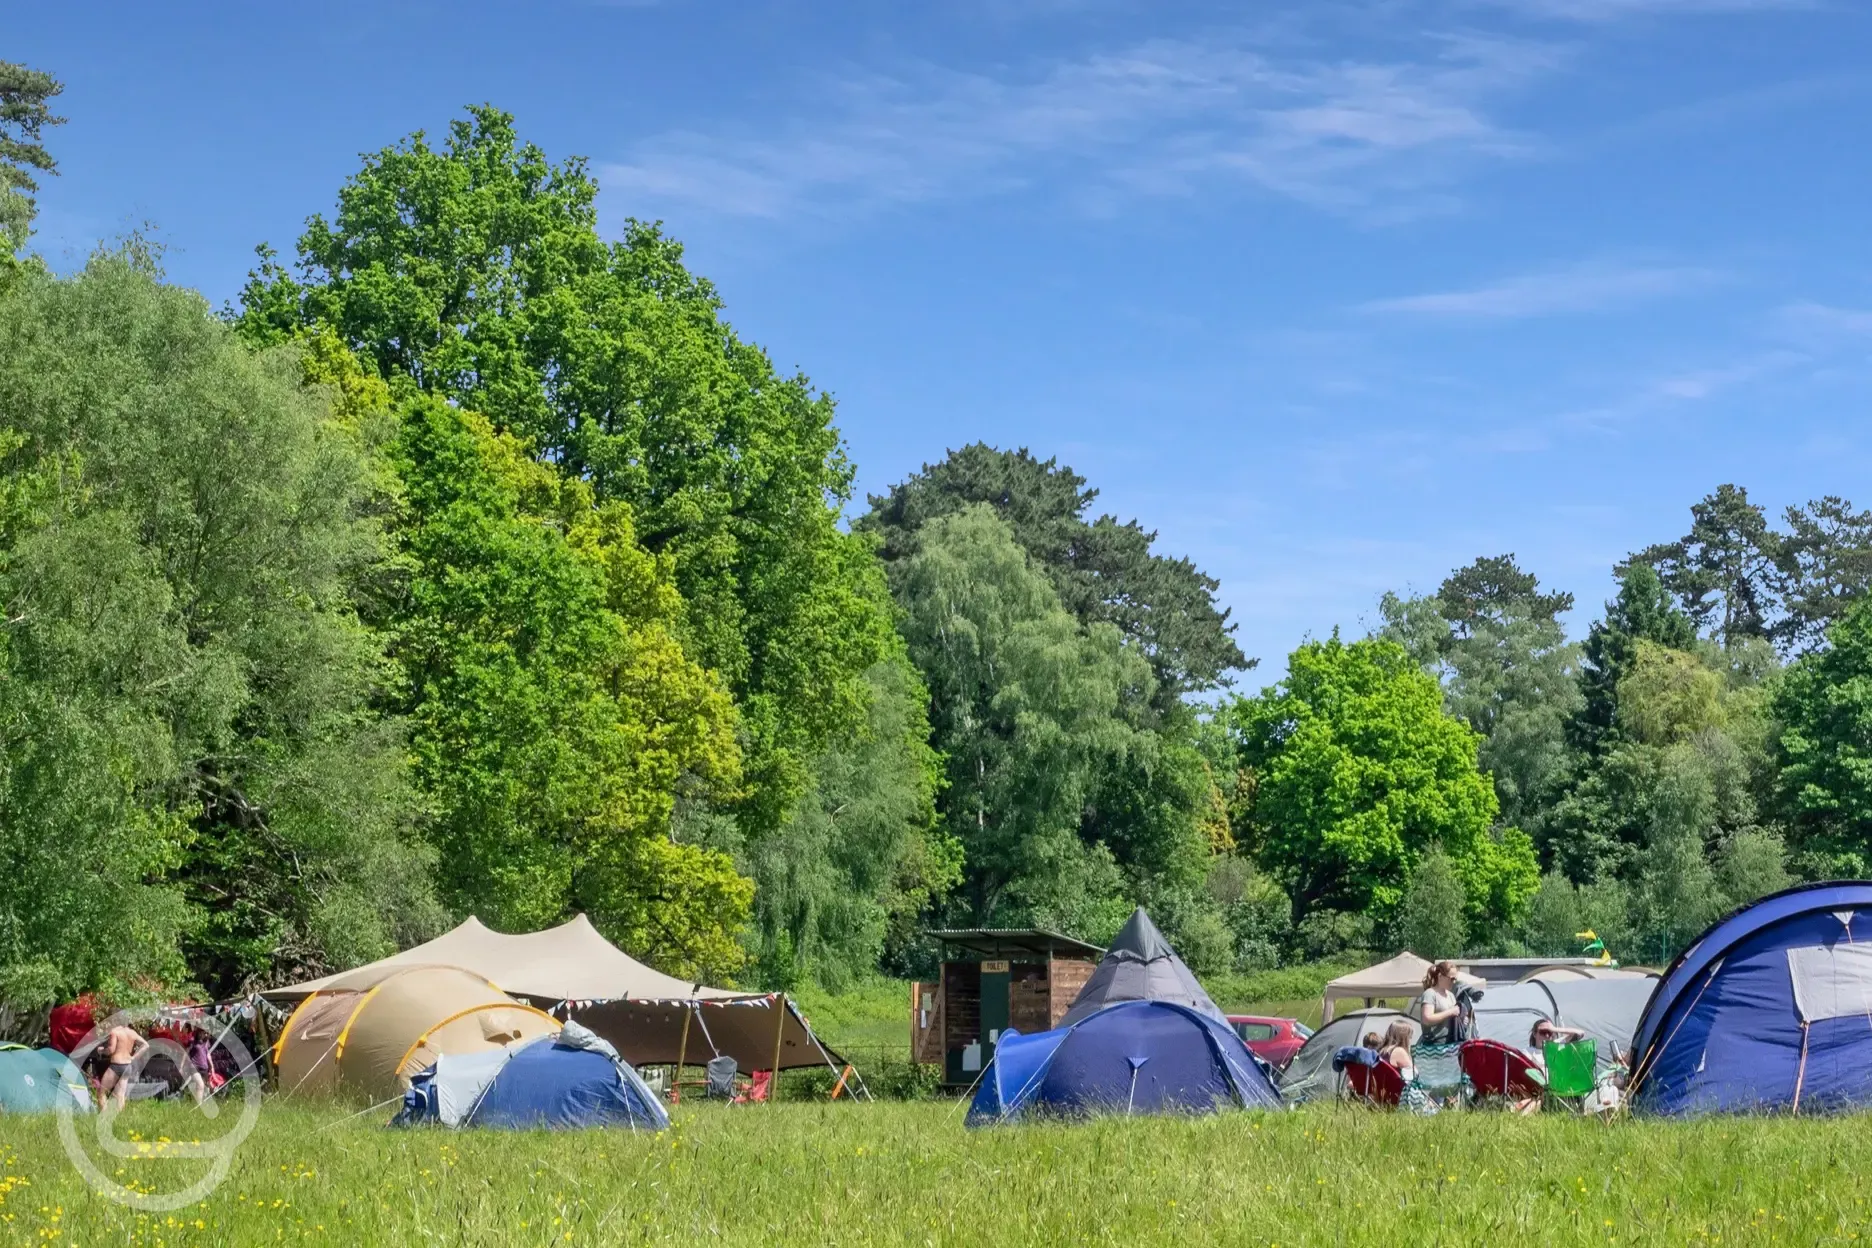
<box><xmin>97</xmin><ymin>1022</ymin><xmax>147</xmax><ymax>1109</ymax></box>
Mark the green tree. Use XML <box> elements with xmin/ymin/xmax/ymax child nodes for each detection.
<box><xmin>0</xmin><ymin>61</ymin><xmax>63</xmax><ymax>250</ymax></box>
<box><xmin>1378</xmin><ymin>554</ymin><xmax>1581</xmax><ymax>828</ymax></box>
<box><xmin>1395</xmin><ymin>847</ymin><xmax>1469</xmax><ymax>958</ymax></box>
<box><xmin>1776</xmin><ymin>496</ymin><xmax>1872</xmax><ymax>653</ymax></box>
<box><xmin>1226</xmin><ymin>636</ymin><xmax>1538</xmax><ymax>935</ymax></box>
<box><xmin>0</xmin><ymin>252</ymin><xmax>442</xmax><ymax>999</ymax></box>
<box><xmin>1630</xmin><ymin>484</ymin><xmax>1780</xmax><ymax>650</ymax></box>
<box><xmin>859</xmin><ymin>443</ymin><xmax>1248</xmax><ymax>706</ymax></box>
<box><xmin>236</xmin><ymin>105</ymin><xmax>894</xmax><ymax>845</ymax></box>
<box><xmin>1572</xmin><ymin>563</ymin><xmax>1697</xmax><ymax>755</ymax></box>
<box><xmin>1773</xmin><ymin>597</ymin><xmax>1872</xmax><ymax>873</ymax></box>
<box><xmin>741</xmin><ymin>657</ymin><xmax>958</xmax><ymax>990</ymax></box>
<box><xmin>891</xmin><ymin>504</ymin><xmax>1153</xmax><ymax>931</ymax></box>
<box><xmin>380</xmin><ymin>377</ymin><xmax>751</xmax><ymax>982</ymax></box>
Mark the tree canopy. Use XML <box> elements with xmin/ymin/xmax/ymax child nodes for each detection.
<box><xmin>0</xmin><ymin>252</ymin><xmax>441</xmax><ymax>1001</ymax></box>
<box><xmin>1226</xmin><ymin>635</ymin><xmax>1538</xmax><ymax>938</ymax></box>
<box><xmin>860</xmin><ymin>442</ymin><xmax>1249</xmax><ymax>707</ymax></box>
<box><xmin>0</xmin><ymin>60</ymin><xmax>63</xmax><ymax>249</ymax></box>
<box><xmin>237</xmin><ymin>105</ymin><xmax>895</xmax><ymax>844</ymax></box>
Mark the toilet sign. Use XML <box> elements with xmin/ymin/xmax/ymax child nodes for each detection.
<box><xmin>981</xmin><ymin>960</ymin><xmax>1009</xmax><ymax>974</ymax></box>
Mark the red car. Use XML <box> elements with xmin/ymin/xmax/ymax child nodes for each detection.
<box><xmin>1227</xmin><ymin>1015</ymin><xmax>1312</xmax><ymax>1069</ymax></box>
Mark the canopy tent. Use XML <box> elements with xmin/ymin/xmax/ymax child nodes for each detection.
<box><xmin>1321</xmin><ymin>953</ymin><xmax>1440</xmax><ymax>1022</ymax></box>
<box><xmin>262</xmin><ymin>915</ymin><xmax>846</xmax><ymax>1079</ymax></box>
<box><xmin>274</xmin><ymin>965</ymin><xmax>560</xmax><ymax>1100</ymax></box>
<box><xmin>261</xmin><ymin>915</ymin><xmax>739</xmax><ymax>1005</ymax></box>
<box><xmin>1060</xmin><ymin>909</ymin><xmax>1228</xmax><ymax>1027</ymax></box>
<box><xmin>573</xmin><ymin>993</ymin><xmax>842</xmax><ymax>1075</ymax></box>
<box><xmin>395</xmin><ymin>1021</ymin><xmax>668</xmax><ymax>1131</ymax></box>
<box><xmin>966</xmin><ymin>1001</ymin><xmax>1280</xmax><ymax>1126</ymax></box>
<box><xmin>1278</xmin><ymin>1007</ymin><xmax>1418</xmax><ymax>1103</ymax></box>
<box><xmin>1630</xmin><ymin>882</ymin><xmax>1872</xmax><ymax>1116</ymax></box>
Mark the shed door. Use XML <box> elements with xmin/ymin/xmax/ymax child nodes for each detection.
<box><xmin>980</xmin><ymin>961</ymin><xmax>1011</xmax><ymax>1067</ymax></box>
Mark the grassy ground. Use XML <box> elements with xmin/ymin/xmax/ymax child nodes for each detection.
<box><xmin>7</xmin><ymin>1098</ymin><xmax>1872</xmax><ymax>1245</ymax></box>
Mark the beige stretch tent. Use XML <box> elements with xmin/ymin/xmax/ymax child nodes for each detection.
<box><xmin>273</xmin><ymin>965</ymin><xmax>559</xmax><ymax>1100</ymax></box>
<box><xmin>263</xmin><ymin>915</ymin><xmax>844</xmax><ymax>1077</ymax></box>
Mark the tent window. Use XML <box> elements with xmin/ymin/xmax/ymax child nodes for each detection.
<box><xmin>1787</xmin><ymin>944</ymin><xmax>1872</xmax><ymax>1023</ymax></box>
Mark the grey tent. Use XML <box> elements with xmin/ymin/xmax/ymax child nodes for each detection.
<box><xmin>1279</xmin><ymin>1007</ymin><xmax>1418</xmax><ymax>1103</ymax></box>
<box><xmin>1460</xmin><ymin>978</ymin><xmax>1655</xmax><ymax>1070</ymax></box>
<box><xmin>1059</xmin><ymin>909</ymin><xmax>1228</xmax><ymax>1027</ymax></box>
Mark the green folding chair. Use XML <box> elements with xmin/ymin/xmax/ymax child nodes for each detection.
<box><xmin>1543</xmin><ymin>1038</ymin><xmax>1598</xmax><ymax>1108</ymax></box>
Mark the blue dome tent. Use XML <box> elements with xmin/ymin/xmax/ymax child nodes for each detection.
<box><xmin>1630</xmin><ymin>881</ymin><xmax>1872</xmax><ymax>1116</ymax></box>
<box><xmin>395</xmin><ymin>1021</ymin><xmax>668</xmax><ymax>1130</ymax></box>
<box><xmin>0</xmin><ymin>1045</ymin><xmax>91</xmax><ymax>1115</ymax></box>
<box><xmin>965</xmin><ymin>1000</ymin><xmax>1280</xmax><ymax>1126</ymax></box>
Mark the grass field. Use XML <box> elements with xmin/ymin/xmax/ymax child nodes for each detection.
<box><xmin>8</xmin><ymin>1098</ymin><xmax>1872</xmax><ymax>1246</ymax></box>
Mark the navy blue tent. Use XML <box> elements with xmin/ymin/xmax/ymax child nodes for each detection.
<box><xmin>1631</xmin><ymin>881</ymin><xmax>1872</xmax><ymax>1116</ymax></box>
<box><xmin>966</xmin><ymin>1000</ymin><xmax>1280</xmax><ymax>1127</ymax></box>
<box><xmin>396</xmin><ymin>1021</ymin><xmax>668</xmax><ymax>1130</ymax></box>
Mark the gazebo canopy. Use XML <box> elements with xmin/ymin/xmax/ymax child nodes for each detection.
<box><xmin>261</xmin><ymin>915</ymin><xmax>740</xmax><ymax>1005</ymax></box>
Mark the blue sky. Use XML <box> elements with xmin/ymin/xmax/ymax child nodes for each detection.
<box><xmin>15</xmin><ymin>0</ymin><xmax>1872</xmax><ymax>681</ymax></box>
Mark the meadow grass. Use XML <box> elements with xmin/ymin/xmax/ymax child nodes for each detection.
<box><xmin>4</xmin><ymin>1097</ymin><xmax>1870</xmax><ymax>1246</ymax></box>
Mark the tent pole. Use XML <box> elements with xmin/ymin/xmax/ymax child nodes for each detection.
<box><xmin>769</xmin><ymin>993</ymin><xmax>787</xmax><ymax>1103</ymax></box>
<box><xmin>673</xmin><ymin>1002</ymin><xmax>692</xmax><ymax>1106</ymax></box>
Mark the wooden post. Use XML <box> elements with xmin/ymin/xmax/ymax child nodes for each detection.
<box><xmin>672</xmin><ymin>1002</ymin><xmax>692</xmax><ymax>1105</ymax></box>
<box><xmin>769</xmin><ymin>993</ymin><xmax>787</xmax><ymax>1104</ymax></box>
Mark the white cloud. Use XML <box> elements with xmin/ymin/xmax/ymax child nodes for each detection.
<box><xmin>601</xmin><ymin>30</ymin><xmax>1557</xmax><ymax>222</ymax></box>
<box><xmin>1479</xmin><ymin>0</ymin><xmax>1808</xmax><ymax>22</ymax></box>
<box><xmin>1360</xmin><ymin>262</ymin><xmax>1720</xmax><ymax>318</ymax></box>
<box><xmin>1775</xmin><ymin>301</ymin><xmax>1872</xmax><ymax>341</ymax></box>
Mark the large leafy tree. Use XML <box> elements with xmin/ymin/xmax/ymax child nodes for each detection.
<box><xmin>859</xmin><ymin>442</ymin><xmax>1248</xmax><ymax>707</ymax></box>
<box><xmin>0</xmin><ymin>253</ymin><xmax>442</xmax><ymax>1001</ymax></box>
<box><xmin>1773</xmin><ymin>597</ymin><xmax>1872</xmax><ymax>874</ymax></box>
<box><xmin>0</xmin><ymin>60</ymin><xmax>63</xmax><ymax>251</ymax></box>
<box><xmin>742</xmin><ymin>657</ymin><xmax>957</xmax><ymax>989</ymax></box>
<box><xmin>1226</xmin><ymin>636</ymin><xmax>1538</xmax><ymax>936</ymax></box>
<box><xmin>1572</xmin><ymin>563</ymin><xmax>1698</xmax><ymax>755</ymax></box>
<box><xmin>1776</xmin><ymin>496</ymin><xmax>1872</xmax><ymax>653</ymax></box>
<box><xmin>892</xmin><ymin>505</ymin><xmax>1161</xmax><ymax>934</ymax></box>
<box><xmin>1378</xmin><ymin>554</ymin><xmax>1581</xmax><ymax>828</ymax></box>
<box><xmin>1630</xmin><ymin>484</ymin><xmax>1781</xmax><ymax>650</ymax></box>
<box><xmin>380</xmin><ymin>380</ymin><xmax>751</xmax><ymax>981</ymax></box>
<box><xmin>236</xmin><ymin>106</ymin><xmax>893</xmax><ymax>841</ymax></box>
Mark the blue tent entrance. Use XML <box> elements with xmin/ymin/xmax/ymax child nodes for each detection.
<box><xmin>0</xmin><ymin>1045</ymin><xmax>91</xmax><ymax>1114</ymax></box>
<box><xmin>396</xmin><ymin>1022</ymin><xmax>668</xmax><ymax>1130</ymax></box>
<box><xmin>966</xmin><ymin>1000</ymin><xmax>1280</xmax><ymax>1126</ymax></box>
<box><xmin>1631</xmin><ymin>881</ymin><xmax>1872</xmax><ymax>1116</ymax></box>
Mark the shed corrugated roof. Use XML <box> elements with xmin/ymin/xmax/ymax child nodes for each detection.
<box><xmin>924</xmin><ymin>929</ymin><xmax>1104</xmax><ymax>959</ymax></box>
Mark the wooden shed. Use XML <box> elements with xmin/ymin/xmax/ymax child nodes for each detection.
<box><xmin>912</xmin><ymin>928</ymin><xmax>1104</xmax><ymax>1087</ymax></box>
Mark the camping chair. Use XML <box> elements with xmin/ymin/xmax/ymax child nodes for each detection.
<box><xmin>1542</xmin><ymin>1038</ymin><xmax>1598</xmax><ymax>1112</ymax></box>
<box><xmin>1458</xmin><ymin>1039</ymin><xmax>1545</xmax><ymax>1107</ymax></box>
<box><xmin>1344</xmin><ymin>1059</ymin><xmax>1404</xmax><ymax>1107</ymax></box>
<box><xmin>703</xmin><ymin>1054</ymin><xmax>739</xmax><ymax>1100</ymax></box>
<box><xmin>737</xmin><ymin>1070</ymin><xmax>773</xmax><ymax>1104</ymax></box>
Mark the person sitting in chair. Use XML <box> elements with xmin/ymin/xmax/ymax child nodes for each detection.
<box><xmin>1526</xmin><ymin>1020</ymin><xmax>1587</xmax><ymax>1072</ymax></box>
<box><xmin>1381</xmin><ymin>1021</ymin><xmax>1439</xmax><ymax>1116</ymax></box>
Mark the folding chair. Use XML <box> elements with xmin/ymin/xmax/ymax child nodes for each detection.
<box><xmin>1344</xmin><ymin>1059</ymin><xmax>1405</xmax><ymax>1107</ymax></box>
<box><xmin>1458</xmin><ymin>1039</ymin><xmax>1546</xmax><ymax>1107</ymax></box>
<box><xmin>1542</xmin><ymin>1038</ymin><xmax>1599</xmax><ymax>1112</ymax></box>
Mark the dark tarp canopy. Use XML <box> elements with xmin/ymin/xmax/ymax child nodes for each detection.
<box><xmin>1060</xmin><ymin>908</ymin><xmax>1229</xmax><ymax>1027</ymax></box>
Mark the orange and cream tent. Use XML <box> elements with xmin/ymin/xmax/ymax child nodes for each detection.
<box><xmin>272</xmin><ymin>964</ymin><xmax>559</xmax><ymax>1100</ymax></box>
<box><xmin>262</xmin><ymin>915</ymin><xmax>848</xmax><ymax>1081</ymax></box>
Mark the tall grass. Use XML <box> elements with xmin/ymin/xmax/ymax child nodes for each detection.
<box><xmin>13</xmin><ymin>1099</ymin><xmax>1872</xmax><ymax>1245</ymax></box>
